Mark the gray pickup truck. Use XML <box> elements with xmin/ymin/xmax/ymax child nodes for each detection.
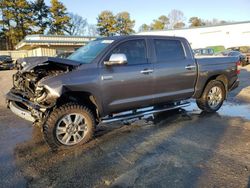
<box><xmin>6</xmin><ymin>35</ymin><xmax>240</xmax><ymax>150</ymax></box>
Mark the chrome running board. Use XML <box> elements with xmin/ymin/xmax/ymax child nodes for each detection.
<box><xmin>101</xmin><ymin>101</ymin><xmax>190</xmax><ymax>124</ymax></box>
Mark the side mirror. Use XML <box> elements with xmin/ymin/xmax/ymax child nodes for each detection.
<box><xmin>104</xmin><ymin>53</ymin><xmax>127</xmax><ymax>66</ymax></box>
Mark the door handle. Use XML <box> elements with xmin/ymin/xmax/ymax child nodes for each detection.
<box><xmin>140</xmin><ymin>69</ymin><xmax>154</xmax><ymax>74</ymax></box>
<box><xmin>185</xmin><ymin>65</ymin><xmax>196</xmax><ymax>70</ymax></box>
<box><xmin>101</xmin><ymin>75</ymin><xmax>113</xmax><ymax>80</ymax></box>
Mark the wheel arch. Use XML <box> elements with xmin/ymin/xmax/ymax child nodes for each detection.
<box><xmin>56</xmin><ymin>91</ymin><xmax>102</xmax><ymax>123</ymax></box>
<box><xmin>195</xmin><ymin>74</ymin><xmax>228</xmax><ymax>99</ymax></box>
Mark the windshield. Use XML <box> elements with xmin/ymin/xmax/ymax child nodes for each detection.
<box><xmin>67</xmin><ymin>39</ymin><xmax>114</xmax><ymax>63</ymax></box>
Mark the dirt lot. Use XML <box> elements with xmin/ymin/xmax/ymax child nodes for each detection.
<box><xmin>0</xmin><ymin>66</ymin><xmax>250</xmax><ymax>188</ymax></box>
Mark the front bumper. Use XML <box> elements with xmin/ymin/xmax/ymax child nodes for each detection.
<box><xmin>6</xmin><ymin>91</ymin><xmax>43</xmax><ymax>123</ymax></box>
<box><xmin>9</xmin><ymin>101</ymin><xmax>35</xmax><ymax>122</ymax></box>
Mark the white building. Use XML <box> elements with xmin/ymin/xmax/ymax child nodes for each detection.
<box><xmin>139</xmin><ymin>21</ymin><xmax>250</xmax><ymax>49</ymax></box>
<box><xmin>15</xmin><ymin>35</ymin><xmax>96</xmax><ymax>57</ymax></box>
<box><xmin>0</xmin><ymin>35</ymin><xmax>96</xmax><ymax>60</ymax></box>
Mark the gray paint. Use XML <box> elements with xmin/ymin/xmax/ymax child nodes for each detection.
<box><xmin>7</xmin><ymin>35</ymin><xmax>239</xmax><ymax>120</ymax></box>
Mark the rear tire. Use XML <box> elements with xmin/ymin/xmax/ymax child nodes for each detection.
<box><xmin>196</xmin><ymin>80</ymin><xmax>226</xmax><ymax>113</ymax></box>
<box><xmin>43</xmin><ymin>103</ymin><xmax>95</xmax><ymax>150</ymax></box>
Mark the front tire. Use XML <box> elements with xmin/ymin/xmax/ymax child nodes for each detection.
<box><xmin>43</xmin><ymin>103</ymin><xmax>95</xmax><ymax>150</ymax></box>
<box><xmin>196</xmin><ymin>80</ymin><xmax>226</xmax><ymax>113</ymax></box>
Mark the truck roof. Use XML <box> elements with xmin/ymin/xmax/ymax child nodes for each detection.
<box><xmin>98</xmin><ymin>35</ymin><xmax>187</xmax><ymax>42</ymax></box>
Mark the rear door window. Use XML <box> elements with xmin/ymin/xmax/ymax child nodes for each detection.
<box><xmin>154</xmin><ymin>39</ymin><xmax>185</xmax><ymax>62</ymax></box>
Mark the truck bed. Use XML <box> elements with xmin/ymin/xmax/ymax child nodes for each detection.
<box><xmin>194</xmin><ymin>56</ymin><xmax>239</xmax><ymax>98</ymax></box>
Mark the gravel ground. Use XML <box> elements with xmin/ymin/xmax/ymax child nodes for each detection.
<box><xmin>0</xmin><ymin>65</ymin><xmax>250</xmax><ymax>188</ymax></box>
<box><xmin>230</xmin><ymin>66</ymin><xmax>250</xmax><ymax>102</ymax></box>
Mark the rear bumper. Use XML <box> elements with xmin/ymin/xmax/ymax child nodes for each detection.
<box><xmin>229</xmin><ymin>78</ymin><xmax>240</xmax><ymax>91</ymax></box>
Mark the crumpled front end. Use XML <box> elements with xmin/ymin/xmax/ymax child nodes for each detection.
<box><xmin>6</xmin><ymin>90</ymin><xmax>45</xmax><ymax>123</ymax></box>
<box><xmin>6</xmin><ymin>57</ymin><xmax>78</xmax><ymax>125</ymax></box>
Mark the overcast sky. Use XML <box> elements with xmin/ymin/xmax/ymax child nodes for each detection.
<box><xmin>45</xmin><ymin>0</ymin><xmax>250</xmax><ymax>30</ymax></box>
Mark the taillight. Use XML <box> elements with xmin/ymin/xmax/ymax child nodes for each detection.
<box><xmin>236</xmin><ymin>61</ymin><xmax>241</xmax><ymax>74</ymax></box>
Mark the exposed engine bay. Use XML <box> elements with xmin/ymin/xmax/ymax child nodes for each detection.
<box><xmin>7</xmin><ymin>57</ymin><xmax>80</xmax><ymax>124</ymax></box>
<box><xmin>13</xmin><ymin>64</ymin><xmax>67</xmax><ymax>106</ymax></box>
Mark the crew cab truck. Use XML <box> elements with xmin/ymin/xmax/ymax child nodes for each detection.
<box><xmin>6</xmin><ymin>35</ymin><xmax>240</xmax><ymax>150</ymax></box>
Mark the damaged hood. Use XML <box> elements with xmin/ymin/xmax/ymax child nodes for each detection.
<box><xmin>17</xmin><ymin>56</ymin><xmax>82</xmax><ymax>72</ymax></box>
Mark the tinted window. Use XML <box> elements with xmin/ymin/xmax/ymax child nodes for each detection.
<box><xmin>154</xmin><ymin>39</ymin><xmax>185</xmax><ymax>62</ymax></box>
<box><xmin>68</xmin><ymin>39</ymin><xmax>113</xmax><ymax>64</ymax></box>
<box><xmin>110</xmin><ymin>40</ymin><xmax>147</xmax><ymax>65</ymax></box>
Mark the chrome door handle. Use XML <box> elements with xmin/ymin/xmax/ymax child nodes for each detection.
<box><xmin>101</xmin><ymin>75</ymin><xmax>113</xmax><ymax>80</ymax></box>
<box><xmin>185</xmin><ymin>65</ymin><xmax>196</xmax><ymax>70</ymax></box>
<box><xmin>140</xmin><ymin>69</ymin><xmax>154</xmax><ymax>74</ymax></box>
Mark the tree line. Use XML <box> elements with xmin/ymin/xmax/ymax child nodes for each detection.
<box><xmin>0</xmin><ymin>1</ymin><xmax>232</xmax><ymax>50</ymax></box>
<box><xmin>138</xmin><ymin>9</ymin><xmax>230</xmax><ymax>32</ymax></box>
<box><xmin>97</xmin><ymin>9</ymin><xmax>231</xmax><ymax>35</ymax></box>
<box><xmin>96</xmin><ymin>11</ymin><xmax>135</xmax><ymax>36</ymax></box>
<box><xmin>0</xmin><ymin>0</ymin><xmax>95</xmax><ymax>50</ymax></box>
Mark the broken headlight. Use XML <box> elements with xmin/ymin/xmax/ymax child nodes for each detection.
<box><xmin>34</xmin><ymin>86</ymin><xmax>48</xmax><ymax>103</ymax></box>
<box><xmin>34</xmin><ymin>86</ymin><xmax>58</xmax><ymax>107</ymax></box>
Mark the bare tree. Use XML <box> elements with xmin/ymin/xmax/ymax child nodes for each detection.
<box><xmin>168</xmin><ymin>9</ymin><xmax>185</xmax><ymax>29</ymax></box>
<box><xmin>67</xmin><ymin>13</ymin><xmax>87</xmax><ymax>36</ymax></box>
<box><xmin>202</xmin><ymin>18</ymin><xmax>231</xmax><ymax>26</ymax></box>
<box><xmin>87</xmin><ymin>24</ymin><xmax>98</xmax><ymax>36</ymax></box>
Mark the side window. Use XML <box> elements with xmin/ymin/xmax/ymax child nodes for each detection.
<box><xmin>154</xmin><ymin>39</ymin><xmax>185</xmax><ymax>62</ymax></box>
<box><xmin>109</xmin><ymin>40</ymin><xmax>147</xmax><ymax>65</ymax></box>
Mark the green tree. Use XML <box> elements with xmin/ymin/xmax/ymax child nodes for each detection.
<box><xmin>49</xmin><ymin>0</ymin><xmax>70</xmax><ymax>35</ymax></box>
<box><xmin>0</xmin><ymin>0</ymin><xmax>34</xmax><ymax>49</ymax></box>
<box><xmin>115</xmin><ymin>11</ymin><xmax>135</xmax><ymax>35</ymax></box>
<box><xmin>14</xmin><ymin>0</ymin><xmax>34</xmax><ymax>38</ymax></box>
<box><xmin>189</xmin><ymin>17</ymin><xmax>204</xmax><ymax>27</ymax></box>
<box><xmin>97</xmin><ymin>11</ymin><xmax>117</xmax><ymax>36</ymax></box>
<box><xmin>138</xmin><ymin>24</ymin><xmax>151</xmax><ymax>32</ymax></box>
<box><xmin>173</xmin><ymin>22</ymin><xmax>185</xmax><ymax>29</ymax></box>
<box><xmin>0</xmin><ymin>13</ymin><xmax>7</xmax><ymax>50</ymax></box>
<box><xmin>0</xmin><ymin>1</ymin><xmax>11</xmax><ymax>49</ymax></box>
<box><xmin>151</xmin><ymin>15</ymin><xmax>169</xmax><ymax>30</ymax></box>
<box><xmin>32</xmin><ymin>0</ymin><xmax>50</xmax><ymax>34</ymax></box>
